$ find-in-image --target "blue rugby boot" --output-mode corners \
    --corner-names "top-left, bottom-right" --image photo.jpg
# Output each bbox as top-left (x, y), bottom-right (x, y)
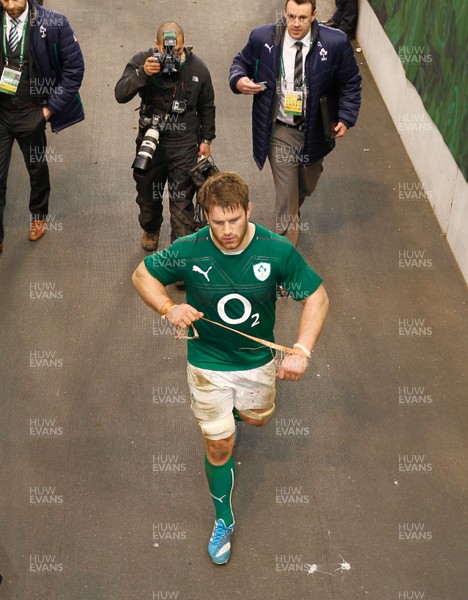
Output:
top-left (208, 518), bottom-right (235, 565)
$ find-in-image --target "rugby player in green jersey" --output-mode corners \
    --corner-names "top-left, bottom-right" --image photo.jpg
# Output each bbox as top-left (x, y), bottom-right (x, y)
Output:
top-left (132, 171), bottom-right (329, 565)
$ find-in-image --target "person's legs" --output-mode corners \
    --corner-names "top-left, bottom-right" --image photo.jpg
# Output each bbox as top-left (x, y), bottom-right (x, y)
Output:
top-left (15, 107), bottom-right (50, 222)
top-left (187, 361), bottom-right (276, 564)
top-left (298, 158), bottom-right (324, 208)
top-left (133, 143), bottom-right (168, 235)
top-left (235, 359), bottom-right (277, 425)
top-left (187, 364), bottom-right (237, 563)
top-left (166, 143), bottom-right (198, 242)
top-left (204, 438), bottom-right (236, 524)
top-left (333, 0), bottom-right (358, 36)
top-left (0, 109), bottom-right (14, 245)
top-left (268, 123), bottom-right (305, 246)
top-left (203, 433), bottom-right (236, 564)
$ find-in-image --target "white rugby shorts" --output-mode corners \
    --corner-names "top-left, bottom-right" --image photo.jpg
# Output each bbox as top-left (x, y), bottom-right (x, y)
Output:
top-left (187, 359), bottom-right (276, 440)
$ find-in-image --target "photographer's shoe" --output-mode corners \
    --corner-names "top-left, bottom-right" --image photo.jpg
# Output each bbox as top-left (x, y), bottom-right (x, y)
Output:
top-left (141, 230), bottom-right (159, 252)
top-left (208, 519), bottom-right (235, 565)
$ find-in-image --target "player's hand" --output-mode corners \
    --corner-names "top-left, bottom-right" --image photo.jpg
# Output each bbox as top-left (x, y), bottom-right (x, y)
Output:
top-left (276, 354), bottom-right (309, 381)
top-left (165, 303), bottom-right (204, 328)
top-left (236, 77), bottom-right (264, 95)
top-left (143, 55), bottom-right (161, 76)
top-left (333, 121), bottom-right (348, 139)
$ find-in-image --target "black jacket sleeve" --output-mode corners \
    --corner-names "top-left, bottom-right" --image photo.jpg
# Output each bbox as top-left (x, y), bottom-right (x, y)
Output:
top-left (114, 50), bottom-right (152, 104)
top-left (196, 59), bottom-right (216, 141)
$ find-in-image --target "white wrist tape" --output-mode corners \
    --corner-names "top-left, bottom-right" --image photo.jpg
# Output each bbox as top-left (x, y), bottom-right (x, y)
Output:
top-left (293, 343), bottom-right (311, 358)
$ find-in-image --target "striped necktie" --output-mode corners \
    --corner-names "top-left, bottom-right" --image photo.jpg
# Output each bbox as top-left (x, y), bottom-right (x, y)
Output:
top-left (293, 41), bottom-right (303, 90)
top-left (9, 18), bottom-right (21, 52)
top-left (293, 41), bottom-right (304, 125)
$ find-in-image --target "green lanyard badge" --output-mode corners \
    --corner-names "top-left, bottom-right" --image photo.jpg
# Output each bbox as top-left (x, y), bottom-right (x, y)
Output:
top-left (2, 12), bottom-right (28, 69)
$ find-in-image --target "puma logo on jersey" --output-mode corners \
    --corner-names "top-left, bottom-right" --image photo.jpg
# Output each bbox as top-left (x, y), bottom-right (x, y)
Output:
top-left (210, 493), bottom-right (226, 503)
top-left (193, 265), bottom-right (213, 281)
top-left (264, 43), bottom-right (274, 53)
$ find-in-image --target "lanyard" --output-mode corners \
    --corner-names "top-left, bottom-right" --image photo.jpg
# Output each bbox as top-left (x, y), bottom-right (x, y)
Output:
top-left (2, 12), bottom-right (28, 68)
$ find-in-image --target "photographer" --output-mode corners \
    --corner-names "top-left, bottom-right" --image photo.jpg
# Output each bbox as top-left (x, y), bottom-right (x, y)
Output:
top-left (115, 22), bottom-right (215, 251)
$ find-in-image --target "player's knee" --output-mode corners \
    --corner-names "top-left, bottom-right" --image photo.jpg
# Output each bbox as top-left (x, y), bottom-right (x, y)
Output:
top-left (206, 439), bottom-right (232, 464)
top-left (239, 404), bottom-right (275, 427)
top-left (198, 413), bottom-right (235, 440)
top-left (241, 415), bottom-right (270, 427)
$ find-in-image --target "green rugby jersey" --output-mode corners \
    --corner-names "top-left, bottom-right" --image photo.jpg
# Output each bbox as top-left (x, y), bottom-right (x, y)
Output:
top-left (144, 224), bottom-right (323, 370)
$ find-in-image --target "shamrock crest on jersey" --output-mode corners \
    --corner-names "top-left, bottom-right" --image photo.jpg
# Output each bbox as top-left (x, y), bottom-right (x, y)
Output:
top-left (253, 262), bottom-right (271, 281)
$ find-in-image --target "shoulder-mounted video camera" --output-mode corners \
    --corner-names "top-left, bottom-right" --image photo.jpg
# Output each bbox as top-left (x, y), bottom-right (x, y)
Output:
top-left (153, 30), bottom-right (181, 75)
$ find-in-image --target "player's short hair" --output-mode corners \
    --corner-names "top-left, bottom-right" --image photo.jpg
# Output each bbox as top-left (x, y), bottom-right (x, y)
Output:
top-left (199, 171), bottom-right (250, 214)
top-left (284, 0), bottom-right (316, 12)
top-left (156, 21), bottom-right (184, 43)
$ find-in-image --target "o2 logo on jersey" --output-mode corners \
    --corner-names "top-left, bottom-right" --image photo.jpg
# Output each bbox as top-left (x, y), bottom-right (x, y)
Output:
top-left (217, 294), bottom-right (260, 327)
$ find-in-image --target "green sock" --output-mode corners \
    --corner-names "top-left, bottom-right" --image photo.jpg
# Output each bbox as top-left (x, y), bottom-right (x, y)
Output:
top-left (232, 407), bottom-right (242, 422)
top-left (205, 455), bottom-right (236, 526)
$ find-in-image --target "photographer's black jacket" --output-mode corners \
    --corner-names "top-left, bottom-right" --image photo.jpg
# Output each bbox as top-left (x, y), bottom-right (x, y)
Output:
top-left (115, 48), bottom-right (215, 147)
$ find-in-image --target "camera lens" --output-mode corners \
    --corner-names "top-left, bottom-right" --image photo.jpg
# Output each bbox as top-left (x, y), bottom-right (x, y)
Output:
top-left (132, 128), bottom-right (160, 173)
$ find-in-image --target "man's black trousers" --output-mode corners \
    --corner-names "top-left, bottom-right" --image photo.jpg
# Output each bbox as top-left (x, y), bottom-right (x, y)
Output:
top-left (133, 140), bottom-right (199, 241)
top-left (332, 0), bottom-right (358, 35)
top-left (0, 105), bottom-right (51, 243)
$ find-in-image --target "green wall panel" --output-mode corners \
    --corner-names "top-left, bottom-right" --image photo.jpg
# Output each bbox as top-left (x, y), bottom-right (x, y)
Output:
top-left (368, 0), bottom-right (467, 179)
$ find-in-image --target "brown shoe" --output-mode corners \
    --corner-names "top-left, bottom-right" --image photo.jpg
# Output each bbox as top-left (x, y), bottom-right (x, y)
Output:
top-left (29, 219), bottom-right (47, 241)
top-left (0, 242), bottom-right (3, 253)
top-left (141, 230), bottom-right (160, 252)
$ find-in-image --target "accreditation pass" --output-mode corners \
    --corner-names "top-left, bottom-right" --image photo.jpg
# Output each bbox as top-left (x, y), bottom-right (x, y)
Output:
top-left (0, 65), bottom-right (22, 95)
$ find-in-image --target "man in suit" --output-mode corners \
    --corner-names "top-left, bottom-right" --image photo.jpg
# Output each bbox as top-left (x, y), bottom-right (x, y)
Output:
top-left (229, 0), bottom-right (361, 246)
top-left (0, 0), bottom-right (84, 252)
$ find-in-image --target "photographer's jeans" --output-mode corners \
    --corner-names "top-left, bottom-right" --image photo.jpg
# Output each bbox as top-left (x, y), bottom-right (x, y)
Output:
top-left (133, 141), bottom-right (198, 241)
